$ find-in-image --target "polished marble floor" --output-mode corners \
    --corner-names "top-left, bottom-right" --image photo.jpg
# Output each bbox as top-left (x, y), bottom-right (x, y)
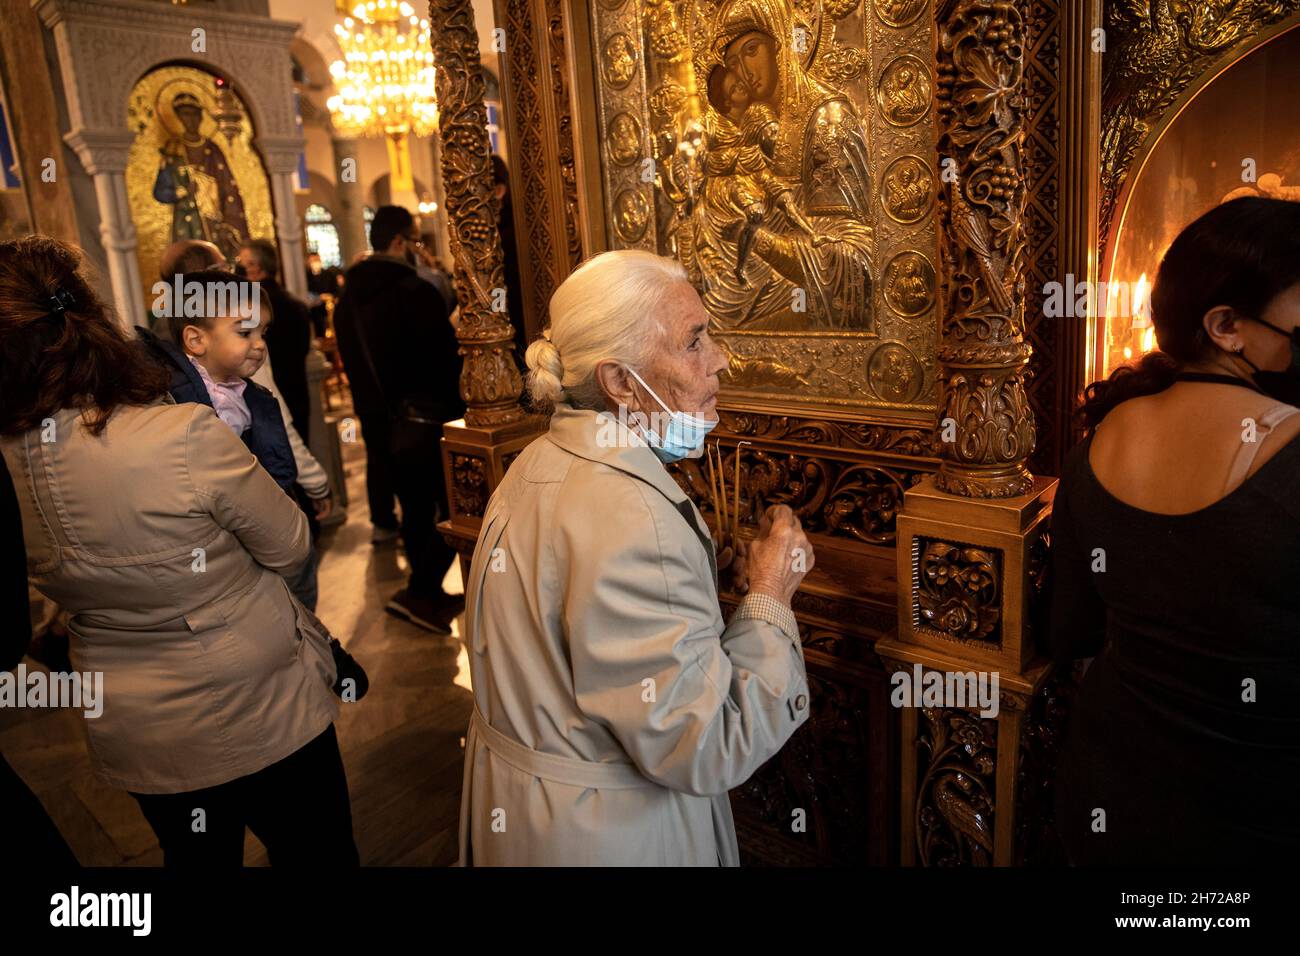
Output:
top-left (0, 417), bottom-right (472, 866)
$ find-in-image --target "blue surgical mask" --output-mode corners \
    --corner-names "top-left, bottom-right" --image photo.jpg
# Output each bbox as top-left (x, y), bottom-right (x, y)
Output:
top-left (624, 366), bottom-right (717, 463)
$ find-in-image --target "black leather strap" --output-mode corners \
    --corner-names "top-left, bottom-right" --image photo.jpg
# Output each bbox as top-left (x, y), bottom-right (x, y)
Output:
top-left (1174, 372), bottom-right (1262, 394)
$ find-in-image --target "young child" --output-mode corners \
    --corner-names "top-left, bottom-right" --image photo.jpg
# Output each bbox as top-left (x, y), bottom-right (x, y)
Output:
top-left (136, 269), bottom-right (321, 609)
top-left (706, 67), bottom-right (820, 284)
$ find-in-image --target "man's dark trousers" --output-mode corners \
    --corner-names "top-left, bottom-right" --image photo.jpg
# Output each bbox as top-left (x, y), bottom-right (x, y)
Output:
top-left (359, 412), bottom-right (398, 530)
top-left (395, 426), bottom-right (457, 599)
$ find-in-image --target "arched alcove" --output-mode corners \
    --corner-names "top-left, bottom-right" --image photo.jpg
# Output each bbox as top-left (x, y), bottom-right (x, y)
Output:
top-left (1097, 22), bottom-right (1300, 379)
top-left (368, 173), bottom-right (432, 209)
top-left (35, 0), bottom-right (306, 322)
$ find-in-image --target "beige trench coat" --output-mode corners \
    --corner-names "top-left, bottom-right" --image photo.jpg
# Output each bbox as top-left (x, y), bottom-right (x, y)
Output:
top-left (458, 402), bottom-right (810, 866)
top-left (0, 399), bottom-right (338, 794)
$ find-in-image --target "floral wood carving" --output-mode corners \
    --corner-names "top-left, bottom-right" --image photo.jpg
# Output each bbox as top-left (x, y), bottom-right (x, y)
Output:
top-left (718, 411), bottom-right (943, 457)
top-left (673, 448), bottom-right (930, 545)
top-left (731, 668), bottom-right (875, 864)
top-left (429, 0), bottom-right (525, 427)
top-left (915, 538), bottom-right (1001, 644)
top-left (915, 702), bottom-right (997, 866)
top-left (1015, 661), bottom-right (1078, 865)
top-left (934, 0), bottom-right (1036, 497)
top-left (451, 453), bottom-right (488, 518)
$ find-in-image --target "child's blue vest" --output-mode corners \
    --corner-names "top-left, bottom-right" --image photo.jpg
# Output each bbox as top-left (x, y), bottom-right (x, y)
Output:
top-left (136, 326), bottom-right (298, 490)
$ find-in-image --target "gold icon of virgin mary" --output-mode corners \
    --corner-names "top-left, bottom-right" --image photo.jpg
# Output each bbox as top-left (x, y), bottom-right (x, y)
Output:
top-left (668, 0), bottom-right (876, 332)
top-left (593, 0), bottom-right (943, 412)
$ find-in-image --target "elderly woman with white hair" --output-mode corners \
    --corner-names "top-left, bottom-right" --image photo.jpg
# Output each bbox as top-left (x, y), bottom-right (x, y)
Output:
top-left (457, 249), bottom-right (814, 866)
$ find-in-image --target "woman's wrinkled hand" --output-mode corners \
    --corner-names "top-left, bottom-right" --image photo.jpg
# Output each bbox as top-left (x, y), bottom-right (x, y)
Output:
top-left (743, 505), bottom-right (814, 605)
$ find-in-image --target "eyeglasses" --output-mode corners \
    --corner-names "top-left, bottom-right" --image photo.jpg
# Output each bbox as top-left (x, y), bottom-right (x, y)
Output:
top-left (404, 234), bottom-right (424, 247)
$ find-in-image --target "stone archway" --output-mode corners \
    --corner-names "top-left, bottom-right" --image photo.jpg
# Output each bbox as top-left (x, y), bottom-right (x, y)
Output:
top-left (35, 0), bottom-right (307, 324)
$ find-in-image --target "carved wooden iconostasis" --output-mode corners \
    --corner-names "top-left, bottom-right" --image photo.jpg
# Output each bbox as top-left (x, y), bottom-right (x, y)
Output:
top-left (432, 0), bottom-right (1299, 866)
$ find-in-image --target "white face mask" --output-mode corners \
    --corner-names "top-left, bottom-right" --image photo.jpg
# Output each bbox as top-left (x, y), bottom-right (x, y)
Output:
top-left (624, 366), bottom-right (717, 463)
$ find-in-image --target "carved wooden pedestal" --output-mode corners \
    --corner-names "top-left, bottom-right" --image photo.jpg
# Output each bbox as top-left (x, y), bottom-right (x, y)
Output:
top-left (877, 475), bottom-right (1059, 865)
top-left (439, 416), bottom-right (546, 566)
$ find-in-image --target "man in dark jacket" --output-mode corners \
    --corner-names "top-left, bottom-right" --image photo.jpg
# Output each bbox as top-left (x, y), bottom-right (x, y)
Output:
top-left (238, 239), bottom-right (314, 443)
top-left (334, 205), bottom-right (466, 632)
top-left (492, 155), bottom-right (528, 371)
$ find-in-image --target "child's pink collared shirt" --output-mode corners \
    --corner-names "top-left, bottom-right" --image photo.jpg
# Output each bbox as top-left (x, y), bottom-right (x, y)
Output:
top-left (187, 355), bottom-right (252, 435)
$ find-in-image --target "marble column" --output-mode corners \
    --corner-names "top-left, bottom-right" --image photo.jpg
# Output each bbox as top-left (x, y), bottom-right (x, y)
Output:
top-left (64, 128), bottom-right (143, 328)
top-left (256, 135), bottom-right (308, 298)
top-left (331, 135), bottom-right (368, 265)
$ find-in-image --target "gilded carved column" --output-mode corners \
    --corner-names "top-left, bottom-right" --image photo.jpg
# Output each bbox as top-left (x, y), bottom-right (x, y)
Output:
top-left (428, 0), bottom-right (525, 428)
top-left (878, 0), bottom-right (1072, 867)
top-left (428, 0), bottom-right (544, 570)
top-left (933, 0), bottom-right (1036, 500)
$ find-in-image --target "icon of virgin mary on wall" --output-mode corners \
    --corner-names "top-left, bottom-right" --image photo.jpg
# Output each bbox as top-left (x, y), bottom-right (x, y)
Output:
top-left (686, 0), bottom-right (875, 332)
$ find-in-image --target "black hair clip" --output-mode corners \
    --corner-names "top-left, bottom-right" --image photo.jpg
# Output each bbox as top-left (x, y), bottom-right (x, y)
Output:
top-left (48, 287), bottom-right (76, 315)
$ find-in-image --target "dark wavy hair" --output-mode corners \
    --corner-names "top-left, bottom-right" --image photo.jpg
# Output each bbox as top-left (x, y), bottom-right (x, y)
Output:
top-left (164, 268), bottom-right (274, 348)
top-left (0, 236), bottom-right (171, 437)
top-left (1080, 196), bottom-right (1300, 430)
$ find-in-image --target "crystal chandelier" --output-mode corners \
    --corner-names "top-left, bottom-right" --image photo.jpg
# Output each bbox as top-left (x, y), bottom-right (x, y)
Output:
top-left (327, 1), bottom-right (436, 140)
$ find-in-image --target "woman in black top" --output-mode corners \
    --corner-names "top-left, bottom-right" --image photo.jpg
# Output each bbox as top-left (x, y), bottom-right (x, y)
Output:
top-left (1051, 197), bottom-right (1300, 865)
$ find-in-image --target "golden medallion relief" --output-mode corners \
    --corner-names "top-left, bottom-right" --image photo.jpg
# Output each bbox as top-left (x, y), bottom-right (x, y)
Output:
top-left (591, 0), bottom-right (940, 415)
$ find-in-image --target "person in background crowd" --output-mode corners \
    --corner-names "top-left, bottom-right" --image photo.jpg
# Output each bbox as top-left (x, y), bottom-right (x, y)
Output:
top-left (0, 236), bottom-right (357, 866)
top-left (306, 251), bottom-right (344, 298)
top-left (237, 239), bottom-right (313, 444)
top-left (491, 154), bottom-right (527, 369)
top-left (149, 239), bottom-right (231, 335)
top-left (334, 205), bottom-right (466, 632)
top-left (1, 456), bottom-right (80, 866)
top-left (1049, 197), bottom-right (1300, 865)
top-left (412, 232), bottom-right (457, 319)
top-left (305, 251), bottom-right (344, 339)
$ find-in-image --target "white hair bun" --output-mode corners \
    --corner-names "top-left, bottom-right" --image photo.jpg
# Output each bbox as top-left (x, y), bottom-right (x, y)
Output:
top-left (525, 334), bottom-right (565, 404)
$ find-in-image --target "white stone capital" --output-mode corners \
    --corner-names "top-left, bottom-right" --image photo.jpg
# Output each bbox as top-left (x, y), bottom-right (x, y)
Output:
top-left (257, 134), bottom-right (308, 176)
top-left (63, 127), bottom-right (135, 176)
